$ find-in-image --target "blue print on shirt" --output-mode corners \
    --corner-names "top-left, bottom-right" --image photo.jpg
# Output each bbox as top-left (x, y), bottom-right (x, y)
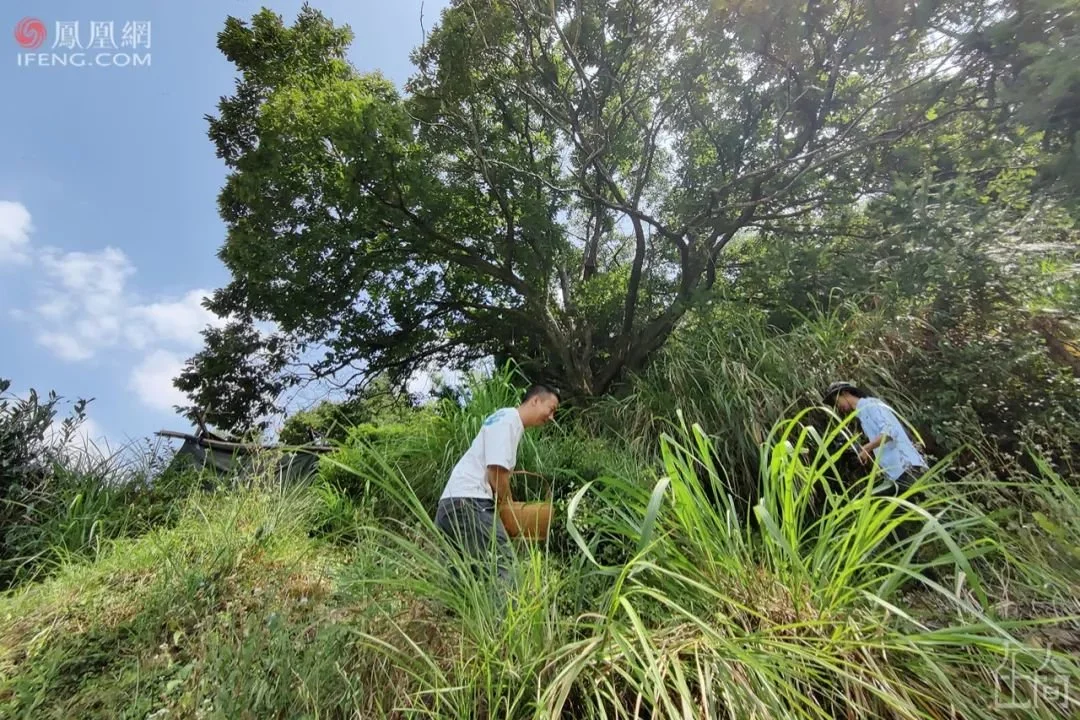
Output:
top-left (483, 409), bottom-right (508, 427)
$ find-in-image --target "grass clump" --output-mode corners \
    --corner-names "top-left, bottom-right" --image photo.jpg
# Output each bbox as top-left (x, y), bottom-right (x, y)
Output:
top-left (3, 363), bottom-right (1080, 718)
top-left (306, 405), bottom-right (1080, 718)
top-left (0, 482), bottom-right (347, 719)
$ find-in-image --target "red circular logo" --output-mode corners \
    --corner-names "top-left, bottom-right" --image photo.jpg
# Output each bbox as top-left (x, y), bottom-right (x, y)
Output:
top-left (14, 17), bottom-right (46, 49)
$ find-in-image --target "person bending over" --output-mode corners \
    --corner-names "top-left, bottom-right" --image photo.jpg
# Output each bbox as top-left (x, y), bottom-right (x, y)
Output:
top-left (434, 384), bottom-right (559, 582)
top-left (823, 381), bottom-right (928, 494)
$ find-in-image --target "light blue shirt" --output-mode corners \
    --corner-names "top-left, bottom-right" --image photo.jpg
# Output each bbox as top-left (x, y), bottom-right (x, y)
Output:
top-left (856, 397), bottom-right (927, 481)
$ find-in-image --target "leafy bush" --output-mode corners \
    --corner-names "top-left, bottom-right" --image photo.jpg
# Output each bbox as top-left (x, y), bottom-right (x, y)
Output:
top-left (603, 295), bottom-right (1080, 509)
top-left (0, 378), bottom-right (204, 589)
top-left (315, 411), bottom-right (1080, 718)
top-left (4, 377), bottom-right (1080, 718)
top-left (317, 363), bottom-right (560, 521)
top-left (1, 379), bottom-right (93, 586)
top-left (277, 374), bottom-right (417, 445)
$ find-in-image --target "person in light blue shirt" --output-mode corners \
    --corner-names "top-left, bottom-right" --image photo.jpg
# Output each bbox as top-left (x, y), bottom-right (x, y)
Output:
top-left (823, 381), bottom-right (928, 493)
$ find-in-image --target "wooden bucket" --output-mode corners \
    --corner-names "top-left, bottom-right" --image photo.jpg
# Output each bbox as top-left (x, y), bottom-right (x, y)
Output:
top-left (500, 500), bottom-right (553, 540)
top-left (499, 472), bottom-right (554, 540)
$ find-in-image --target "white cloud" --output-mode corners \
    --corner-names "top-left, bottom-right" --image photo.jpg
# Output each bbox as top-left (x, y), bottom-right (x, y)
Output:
top-left (129, 289), bottom-right (222, 348)
top-left (5, 199), bottom-right (230, 417)
top-left (0, 200), bottom-right (33, 265)
top-left (38, 331), bottom-right (94, 361)
top-left (28, 246), bottom-right (224, 364)
top-left (39, 246), bottom-right (133, 302)
top-left (34, 246), bottom-right (134, 354)
top-left (129, 350), bottom-right (188, 412)
top-left (75, 416), bottom-right (106, 445)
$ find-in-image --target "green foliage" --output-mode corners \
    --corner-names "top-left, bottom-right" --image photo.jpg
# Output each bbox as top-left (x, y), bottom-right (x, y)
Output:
top-left (317, 409), bottom-right (449, 518)
top-left (8, 5), bottom-right (1080, 712)
top-left (3, 464), bottom-right (203, 588)
top-left (652, 113), bottom-right (1080, 486)
top-left (179, 0), bottom-right (1005, 432)
top-left (967, 0), bottom-right (1080, 203)
top-left (0, 379), bottom-right (92, 576)
top-left (4, 373), bottom-right (1080, 718)
top-left (606, 294), bottom-right (1080, 507)
top-left (0, 379), bottom-right (214, 591)
top-left (0, 483), bottom-right (329, 719)
top-left (310, 410), bottom-right (1080, 717)
top-left (316, 363), bottom-right (580, 519)
top-left (594, 302), bottom-right (859, 502)
top-left (278, 374), bottom-right (417, 446)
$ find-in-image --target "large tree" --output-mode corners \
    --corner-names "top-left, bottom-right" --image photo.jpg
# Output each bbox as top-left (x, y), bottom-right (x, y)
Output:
top-left (179, 0), bottom-right (998, 431)
top-left (958, 0), bottom-right (1080, 202)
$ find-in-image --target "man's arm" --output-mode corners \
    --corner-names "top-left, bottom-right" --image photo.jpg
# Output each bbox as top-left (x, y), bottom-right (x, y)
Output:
top-left (861, 405), bottom-right (913, 460)
top-left (859, 433), bottom-right (889, 463)
top-left (487, 464), bottom-right (513, 506)
top-left (856, 404), bottom-right (889, 463)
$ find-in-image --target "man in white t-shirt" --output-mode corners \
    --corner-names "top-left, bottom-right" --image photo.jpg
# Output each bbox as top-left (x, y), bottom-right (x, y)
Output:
top-left (434, 384), bottom-right (559, 582)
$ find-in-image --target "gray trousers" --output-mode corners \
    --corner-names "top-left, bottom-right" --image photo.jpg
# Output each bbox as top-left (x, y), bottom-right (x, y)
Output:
top-left (434, 497), bottom-right (512, 583)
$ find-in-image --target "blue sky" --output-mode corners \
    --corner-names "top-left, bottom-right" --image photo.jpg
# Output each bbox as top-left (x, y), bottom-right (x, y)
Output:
top-left (0, 0), bottom-right (449, 450)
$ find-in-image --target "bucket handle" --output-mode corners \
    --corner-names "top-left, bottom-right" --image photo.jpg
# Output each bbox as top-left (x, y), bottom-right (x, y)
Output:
top-left (512, 470), bottom-right (553, 502)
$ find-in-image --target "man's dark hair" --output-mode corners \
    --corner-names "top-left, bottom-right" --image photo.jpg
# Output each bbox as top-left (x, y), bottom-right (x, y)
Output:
top-left (523, 383), bottom-right (560, 403)
top-left (822, 381), bottom-right (871, 405)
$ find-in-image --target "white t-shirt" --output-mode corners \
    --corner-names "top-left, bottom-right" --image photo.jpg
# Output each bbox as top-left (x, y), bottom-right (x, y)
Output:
top-left (439, 407), bottom-right (524, 500)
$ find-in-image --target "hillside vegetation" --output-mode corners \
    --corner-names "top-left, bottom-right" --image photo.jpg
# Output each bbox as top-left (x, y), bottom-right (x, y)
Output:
top-left (4, 297), bottom-right (1080, 717)
top-left (5, 0), bottom-right (1080, 716)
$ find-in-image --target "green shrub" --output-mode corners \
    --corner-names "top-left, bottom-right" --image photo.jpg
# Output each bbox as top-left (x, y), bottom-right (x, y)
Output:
top-left (0, 378), bottom-right (210, 589)
top-left (5, 387), bottom-right (1080, 719)
top-left (318, 411), bottom-right (1080, 718)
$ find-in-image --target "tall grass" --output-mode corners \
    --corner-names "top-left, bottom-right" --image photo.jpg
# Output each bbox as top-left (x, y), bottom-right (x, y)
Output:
top-left (594, 301), bottom-right (913, 502)
top-left (317, 407), bottom-right (1080, 718)
top-left (4, 366), bottom-right (1080, 718)
top-left (546, 415), bottom-right (1078, 718)
top-left (4, 412), bottom-right (1079, 717)
top-left (590, 296), bottom-right (1077, 510)
top-left (0, 475), bottom-right (345, 719)
top-left (320, 362), bottom-right (610, 519)
top-left (1, 436), bottom-right (197, 589)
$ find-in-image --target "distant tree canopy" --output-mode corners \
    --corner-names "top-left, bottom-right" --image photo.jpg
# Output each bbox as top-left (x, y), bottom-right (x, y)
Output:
top-left (277, 375), bottom-right (416, 446)
top-left (176, 0), bottom-right (1075, 432)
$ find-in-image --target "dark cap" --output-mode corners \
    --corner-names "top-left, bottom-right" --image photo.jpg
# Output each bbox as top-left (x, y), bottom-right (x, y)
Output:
top-left (822, 380), bottom-right (863, 405)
